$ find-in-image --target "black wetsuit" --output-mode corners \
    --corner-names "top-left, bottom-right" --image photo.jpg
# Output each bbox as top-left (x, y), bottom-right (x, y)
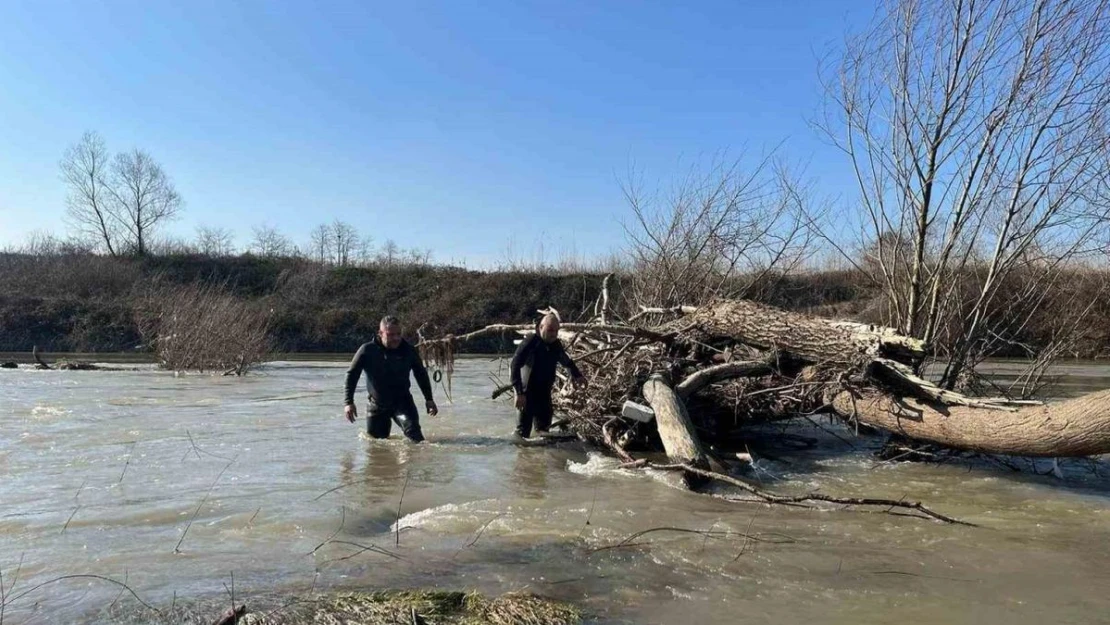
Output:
top-left (344, 338), bottom-right (434, 441)
top-left (510, 334), bottom-right (583, 437)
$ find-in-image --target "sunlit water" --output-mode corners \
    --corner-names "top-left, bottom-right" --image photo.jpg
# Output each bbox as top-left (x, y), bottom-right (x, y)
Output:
top-left (3, 358), bottom-right (1110, 624)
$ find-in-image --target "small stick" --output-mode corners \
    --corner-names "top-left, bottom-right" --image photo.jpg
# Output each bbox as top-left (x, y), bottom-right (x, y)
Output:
top-left (453, 513), bottom-right (504, 559)
top-left (396, 470), bottom-right (410, 548)
top-left (731, 514), bottom-right (759, 562)
top-left (308, 507), bottom-right (346, 555)
top-left (174, 460), bottom-right (235, 553)
top-left (118, 441), bottom-right (136, 484)
top-left (61, 506), bottom-right (81, 534)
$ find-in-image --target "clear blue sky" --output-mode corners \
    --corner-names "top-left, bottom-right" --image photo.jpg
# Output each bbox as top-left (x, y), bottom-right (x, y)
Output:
top-left (0, 0), bottom-right (869, 267)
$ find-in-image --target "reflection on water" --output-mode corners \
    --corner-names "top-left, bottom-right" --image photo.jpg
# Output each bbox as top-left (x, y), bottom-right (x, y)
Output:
top-left (1, 359), bottom-right (1110, 624)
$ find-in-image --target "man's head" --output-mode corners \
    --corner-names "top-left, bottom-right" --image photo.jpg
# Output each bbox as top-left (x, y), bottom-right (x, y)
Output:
top-left (379, 315), bottom-right (402, 349)
top-left (538, 313), bottom-right (561, 343)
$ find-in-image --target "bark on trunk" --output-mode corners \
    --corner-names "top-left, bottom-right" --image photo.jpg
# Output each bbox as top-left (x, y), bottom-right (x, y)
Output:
top-left (832, 389), bottom-right (1110, 457)
top-left (642, 374), bottom-right (710, 487)
top-left (688, 300), bottom-right (926, 366)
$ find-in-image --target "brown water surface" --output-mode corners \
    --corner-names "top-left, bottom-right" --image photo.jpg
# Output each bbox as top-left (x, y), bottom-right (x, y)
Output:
top-left (2, 358), bottom-right (1109, 623)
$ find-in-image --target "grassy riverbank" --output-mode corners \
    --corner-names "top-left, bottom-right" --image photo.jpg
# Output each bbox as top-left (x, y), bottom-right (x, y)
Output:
top-left (2, 250), bottom-right (1109, 358)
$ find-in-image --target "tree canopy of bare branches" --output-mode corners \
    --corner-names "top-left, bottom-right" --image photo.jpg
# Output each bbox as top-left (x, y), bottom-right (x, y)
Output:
top-left (309, 219), bottom-right (372, 266)
top-left (108, 149), bottom-right (183, 256)
top-left (60, 132), bottom-right (119, 256)
top-left (60, 132), bottom-right (182, 256)
top-left (622, 154), bottom-right (812, 308)
top-left (195, 225), bottom-right (236, 257)
top-left (819, 0), bottom-right (1110, 388)
top-left (250, 224), bottom-right (294, 258)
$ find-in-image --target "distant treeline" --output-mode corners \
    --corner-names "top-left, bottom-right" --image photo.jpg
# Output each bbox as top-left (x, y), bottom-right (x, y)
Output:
top-left (0, 250), bottom-right (1107, 358)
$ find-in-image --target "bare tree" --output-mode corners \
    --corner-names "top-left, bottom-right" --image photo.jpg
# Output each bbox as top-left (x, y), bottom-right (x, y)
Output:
top-left (308, 223), bottom-right (333, 264)
top-left (107, 149), bottom-right (183, 255)
top-left (60, 132), bottom-right (119, 255)
top-left (378, 239), bottom-right (400, 266)
top-left (622, 155), bottom-right (812, 308)
top-left (331, 219), bottom-right (360, 266)
top-left (250, 224), bottom-right (292, 258)
top-left (195, 225), bottom-right (236, 257)
top-left (355, 234), bottom-right (375, 265)
top-left (818, 0), bottom-right (1110, 389)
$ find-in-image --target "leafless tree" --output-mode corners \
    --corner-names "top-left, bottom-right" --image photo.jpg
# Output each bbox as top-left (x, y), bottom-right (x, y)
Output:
top-left (60, 132), bottom-right (119, 255)
top-left (378, 239), bottom-right (400, 265)
top-left (249, 224), bottom-right (293, 258)
top-left (107, 149), bottom-right (183, 255)
top-left (308, 223), bottom-right (333, 264)
top-left (331, 219), bottom-right (360, 266)
top-left (622, 154), bottom-right (812, 308)
top-left (355, 234), bottom-right (375, 265)
top-left (818, 0), bottom-right (1110, 389)
top-left (405, 247), bottom-right (432, 267)
top-left (195, 225), bottom-right (236, 257)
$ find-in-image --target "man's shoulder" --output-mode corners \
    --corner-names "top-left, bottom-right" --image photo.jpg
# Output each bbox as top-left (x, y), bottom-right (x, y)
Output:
top-left (358, 340), bottom-right (381, 355)
top-left (516, 333), bottom-right (540, 351)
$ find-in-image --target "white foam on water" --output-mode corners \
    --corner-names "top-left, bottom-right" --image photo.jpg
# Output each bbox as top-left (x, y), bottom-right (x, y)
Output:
top-left (390, 499), bottom-right (503, 533)
top-left (30, 405), bottom-right (68, 420)
top-left (565, 451), bottom-right (633, 478)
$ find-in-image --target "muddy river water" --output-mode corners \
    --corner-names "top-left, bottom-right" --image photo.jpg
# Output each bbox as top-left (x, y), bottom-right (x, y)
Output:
top-left (2, 357), bottom-right (1110, 623)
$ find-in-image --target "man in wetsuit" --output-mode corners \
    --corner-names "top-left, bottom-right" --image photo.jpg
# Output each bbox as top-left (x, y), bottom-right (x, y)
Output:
top-left (344, 316), bottom-right (439, 442)
top-left (510, 313), bottom-right (587, 439)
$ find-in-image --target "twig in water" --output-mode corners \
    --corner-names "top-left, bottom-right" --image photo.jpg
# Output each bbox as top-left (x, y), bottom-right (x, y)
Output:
top-left (312, 476), bottom-right (377, 501)
top-left (247, 507), bottom-right (261, 527)
top-left (699, 521), bottom-right (719, 554)
top-left (396, 470), bottom-right (410, 548)
top-left (74, 478), bottom-right (87, 501)
top-left (652, 462), bottom-right (975, 526)
top-left (183, 429), bottom-right (234, 463)
top-left (107, 570), bottom-right (131, 611)
top-left (453, 514), bottom-right (504, 559)
top-left (61, 506), bottom-right (81, 534)
top-left (576, 486), bottom-right (598, 541)
top-left (119, 441), bottom-right (136, 484)
top-left (5, 574), bottom-right (160, 615)
top-left (589, 526), bottom-right (794, 554)
top-left (731, 514), bottom-right (759, 562)
top-left (319, 540), bottom-right (406, 565)
top-left (308, 506), bottom-right (346, 555)
top-left (174, 459), bottom-right (235, 553)
top-left (0, 552), bottom-right (26, 624)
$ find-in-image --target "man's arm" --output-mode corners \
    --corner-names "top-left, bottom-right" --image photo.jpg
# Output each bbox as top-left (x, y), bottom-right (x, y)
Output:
top-left (510, 336), bottom-right (535, 394)
top-left (409, 346), bottom-right (434, 402)
top-left (344, 344), bottom-right (368, 406)
top-left (556, 342), bottom-right (585, 381)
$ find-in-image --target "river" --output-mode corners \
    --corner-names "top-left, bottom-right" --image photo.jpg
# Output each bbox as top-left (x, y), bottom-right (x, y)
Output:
top-left (2, 357), bottom-right (1110, 624)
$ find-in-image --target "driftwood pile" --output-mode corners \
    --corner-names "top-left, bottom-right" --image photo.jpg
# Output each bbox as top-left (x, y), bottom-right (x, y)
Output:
top-left (419, 282), bottom-right (1110, 523)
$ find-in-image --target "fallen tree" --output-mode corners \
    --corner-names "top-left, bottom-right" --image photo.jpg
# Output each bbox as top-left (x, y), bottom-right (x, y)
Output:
top-left (419, 293), bottom-right (1109, 523)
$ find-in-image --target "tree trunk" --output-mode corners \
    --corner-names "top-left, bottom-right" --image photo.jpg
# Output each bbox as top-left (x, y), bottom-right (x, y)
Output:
top-left (642, 374), bottom-right (710, 488)
top-left (687, 300), bottom-right (926, 366)
top-left (831, 389), bottom-right (1110, 457)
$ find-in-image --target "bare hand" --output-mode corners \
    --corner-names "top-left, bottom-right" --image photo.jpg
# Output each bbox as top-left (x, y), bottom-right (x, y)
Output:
top-left (426, 400), bottom-right (439, 417)
top-left (572, 375), bottom-right (588, 388)
top-left (514, 394), bottom-right (526, 410)
top-left (344, 404), bottom-right (358, 423)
